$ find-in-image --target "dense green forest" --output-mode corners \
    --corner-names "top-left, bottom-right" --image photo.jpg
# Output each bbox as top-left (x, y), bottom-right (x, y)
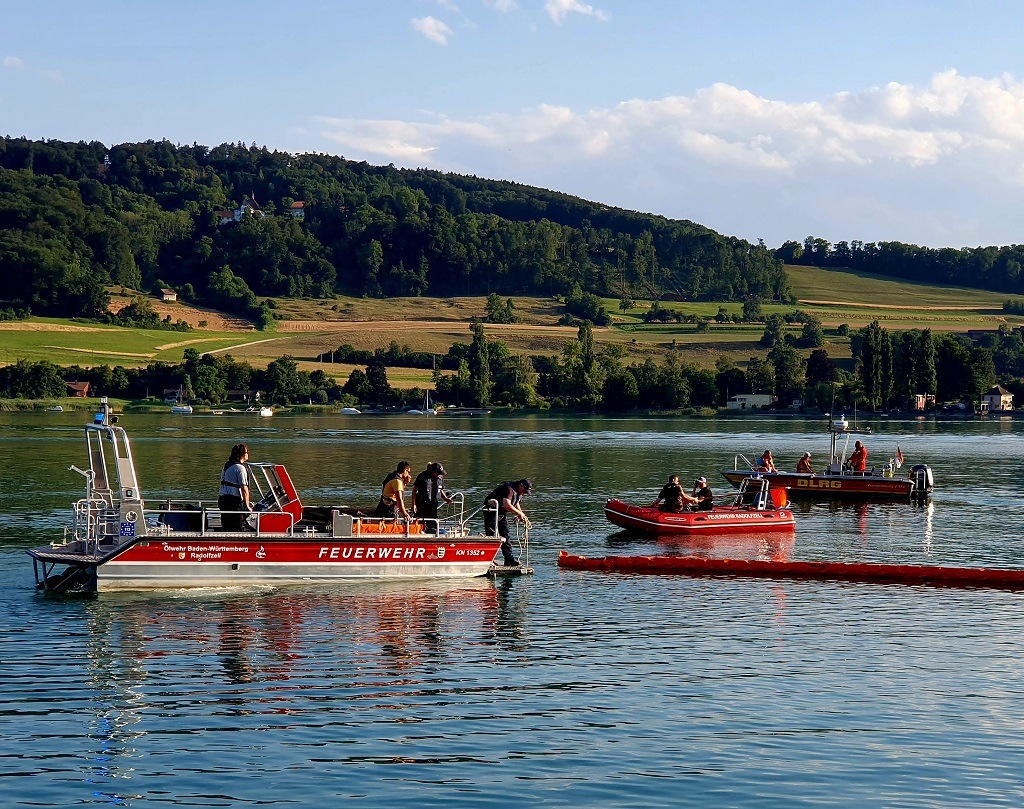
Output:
top-left (778, 236), bottom-right (1024, 292)
top-left (0, 137), bottom-right (790, 321)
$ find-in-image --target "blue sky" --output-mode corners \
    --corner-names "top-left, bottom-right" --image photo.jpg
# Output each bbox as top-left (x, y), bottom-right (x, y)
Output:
top-left (5, 1), bottom-right (1024, 249)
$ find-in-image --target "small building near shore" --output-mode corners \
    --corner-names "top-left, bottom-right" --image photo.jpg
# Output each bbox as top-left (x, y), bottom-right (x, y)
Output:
top-left (66, 381), bottom-right (91, 398)
top-left (726, 393), bottom-right (776, 410)
top-left (980, 385), bottom-right (1014, 413)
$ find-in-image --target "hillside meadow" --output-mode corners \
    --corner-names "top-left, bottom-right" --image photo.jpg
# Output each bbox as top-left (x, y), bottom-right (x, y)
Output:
top-left (2, 265), bottom-right (1020, 389)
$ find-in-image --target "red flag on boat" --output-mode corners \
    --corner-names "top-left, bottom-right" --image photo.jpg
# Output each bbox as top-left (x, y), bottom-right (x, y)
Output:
top-left (896, 445), bottom-right (905, 467)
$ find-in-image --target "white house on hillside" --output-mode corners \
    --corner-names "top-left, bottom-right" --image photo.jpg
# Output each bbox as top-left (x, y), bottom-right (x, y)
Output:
top-left (216, 195), bottom-right (266, 225)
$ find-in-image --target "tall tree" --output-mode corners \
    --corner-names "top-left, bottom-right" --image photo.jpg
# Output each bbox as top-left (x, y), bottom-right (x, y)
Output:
top-left (467, 323), bottom-right (492, 406)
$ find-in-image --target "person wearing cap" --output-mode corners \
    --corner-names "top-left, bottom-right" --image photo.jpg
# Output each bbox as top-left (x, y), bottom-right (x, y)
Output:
top-left (796, 452), bottom-right (813, 473)
top-left (412, 461), bottom-right (453, 531)
top-left (484, 478), bottom-right (532, 566)
top-left (692, 476), bottom-right (714, 511)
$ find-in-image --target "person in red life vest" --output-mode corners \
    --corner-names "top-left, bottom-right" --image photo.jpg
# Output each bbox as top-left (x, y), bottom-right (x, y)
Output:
top-left (796, 452), bottom-right (813, 473)
top-left (849, 440), bottom-right (868, 472)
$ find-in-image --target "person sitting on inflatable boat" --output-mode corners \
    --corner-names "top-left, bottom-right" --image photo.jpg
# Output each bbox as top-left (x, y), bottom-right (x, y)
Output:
top-left (652, 475), bottom-right (698, 513)
top-left (691, 477), bottom-right (714, 511)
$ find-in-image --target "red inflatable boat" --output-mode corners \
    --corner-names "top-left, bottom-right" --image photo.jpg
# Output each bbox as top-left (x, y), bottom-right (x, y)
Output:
top-left (605, 478), bottom-right (795, 535)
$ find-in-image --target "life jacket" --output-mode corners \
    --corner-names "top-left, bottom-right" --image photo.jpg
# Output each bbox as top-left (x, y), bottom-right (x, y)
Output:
top-left (660, 483), bottom-right (684, 512)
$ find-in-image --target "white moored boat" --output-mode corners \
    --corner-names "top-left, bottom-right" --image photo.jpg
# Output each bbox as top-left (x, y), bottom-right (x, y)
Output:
top-left (27, 399), bottom-right (515, 593)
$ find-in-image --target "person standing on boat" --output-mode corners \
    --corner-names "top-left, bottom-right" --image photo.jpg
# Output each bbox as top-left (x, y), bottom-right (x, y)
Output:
top-left (850, 441), bottom-right (868, 472)
top-left (758, 450), bottom-right (778, 473)
top-left (413, 461), bottom-right (453, 531)
top-left (652, 475), bottom-right (689, 512)
top-left (219, 443), bottom-right (252, 531)
top-left (692, 477), bottom-right (714, 511)
top-left (484, 478), bottom-right (532, 566)
top-left (376, 461), bottom-right (412, 519)
top-left (796, 452), bottom-right (813, 473)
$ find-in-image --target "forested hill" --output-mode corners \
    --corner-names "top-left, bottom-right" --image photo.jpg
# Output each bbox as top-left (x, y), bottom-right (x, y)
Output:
top-left (777, 236), bottom-right (1024, 293)
top-left (0, 137), bottom-right (789, 322)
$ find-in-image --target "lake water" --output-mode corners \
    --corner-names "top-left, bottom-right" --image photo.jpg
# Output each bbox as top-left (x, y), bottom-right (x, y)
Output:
top-left (3, 411), bottom-right (1024, 807)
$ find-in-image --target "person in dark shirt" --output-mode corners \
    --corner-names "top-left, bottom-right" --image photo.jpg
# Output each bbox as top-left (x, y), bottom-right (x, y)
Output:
top-left (412, 461), bottom-right (453, 532)
top-left (652, 475), bottom-right (695, 512)
top-left (692, 476), bottom-right (714, 511)
top-left (484, 478), bottom-right (532, 566)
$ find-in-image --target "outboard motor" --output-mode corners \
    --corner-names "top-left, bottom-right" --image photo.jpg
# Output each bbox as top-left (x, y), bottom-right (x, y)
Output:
top-left (909, 464), bottom-right (934, 498)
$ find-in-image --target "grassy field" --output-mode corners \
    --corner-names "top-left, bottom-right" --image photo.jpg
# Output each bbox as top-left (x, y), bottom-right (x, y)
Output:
top-left (2, 266), bottom-right (1019, 382)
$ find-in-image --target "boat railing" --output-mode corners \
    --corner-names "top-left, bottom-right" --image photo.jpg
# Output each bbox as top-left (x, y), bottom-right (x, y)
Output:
top-left (732, 453), bottom-right (759, 471)
top-left (436, 491), bottom-right (468, 536)
top-left (247, 508), bottom-right (298, 533)
top-left (145, 499), bottom-right (299, 536)
top-left (70, 497), bottom-right (122, 550)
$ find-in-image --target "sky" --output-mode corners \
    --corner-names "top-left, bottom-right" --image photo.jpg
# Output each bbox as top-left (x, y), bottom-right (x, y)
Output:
top-left (5, 1), bottom-right (1024, 250)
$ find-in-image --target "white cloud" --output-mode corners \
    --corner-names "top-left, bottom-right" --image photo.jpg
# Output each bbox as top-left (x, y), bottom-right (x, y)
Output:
top-left (437, 0), bottom-right (461, 11)
top-left (544, 0), bottom-right (609, 24)
top-left (484, 0), bottom-right (519, 10)
top-left (3, 56), bottom-right (25, 70)
top-left (411, 16), bottom-right (454, 45)
top-left (311, 71), bottom-right (1024, 247)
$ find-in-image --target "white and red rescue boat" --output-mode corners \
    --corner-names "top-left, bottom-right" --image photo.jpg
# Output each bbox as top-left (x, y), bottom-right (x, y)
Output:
top-left (27, 400), bottom-right (511, 592)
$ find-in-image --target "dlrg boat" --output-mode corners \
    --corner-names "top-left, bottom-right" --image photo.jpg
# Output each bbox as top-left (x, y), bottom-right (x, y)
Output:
top-left (721, 416), bottom-right (934, 500)
top-left (604, 477), bottom-right (795, 534)
top-left (27, 400), bottom-right (510, 593)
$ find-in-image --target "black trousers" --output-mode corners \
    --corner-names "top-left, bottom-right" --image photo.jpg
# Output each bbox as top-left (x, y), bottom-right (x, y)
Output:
top-left (219, 494), bottom-right (245, 531)
top-left (484, 512), bottom-right (518, 563)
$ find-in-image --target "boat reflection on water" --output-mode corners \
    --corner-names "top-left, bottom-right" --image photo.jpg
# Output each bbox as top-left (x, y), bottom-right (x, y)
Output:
top-left (789, 498), bottom-right (931, 538)
top-left (89, 579), bottom-right (522, 683)
top-left (605, 528), bottom-right (794, 561)
top-left (656, 531), bottom-right (795, 562)
top-left (74, 577), bottom-right (525, 800)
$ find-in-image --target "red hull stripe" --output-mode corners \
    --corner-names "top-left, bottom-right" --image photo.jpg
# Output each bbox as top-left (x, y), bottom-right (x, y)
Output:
top-left (722, 471), bottom-right (911, 495)
top-left (557, 551), bottom-right (1024, 589)
top-left (110, 540), bottom-right (502, 565)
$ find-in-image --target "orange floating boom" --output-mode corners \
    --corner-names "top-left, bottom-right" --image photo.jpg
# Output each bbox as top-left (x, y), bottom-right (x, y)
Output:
top-left (557, 551), bottom-right (1024, 589)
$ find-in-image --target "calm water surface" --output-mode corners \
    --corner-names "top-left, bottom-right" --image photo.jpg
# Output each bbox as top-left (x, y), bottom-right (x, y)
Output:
top-left (3, 411), bottom-right (1024, 807)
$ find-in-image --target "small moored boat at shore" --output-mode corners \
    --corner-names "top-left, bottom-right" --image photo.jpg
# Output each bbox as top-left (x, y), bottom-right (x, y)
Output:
top-left (605, 477), bottom-right (795, 534)
top-left (27, 399), bottom-right (515, 593)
